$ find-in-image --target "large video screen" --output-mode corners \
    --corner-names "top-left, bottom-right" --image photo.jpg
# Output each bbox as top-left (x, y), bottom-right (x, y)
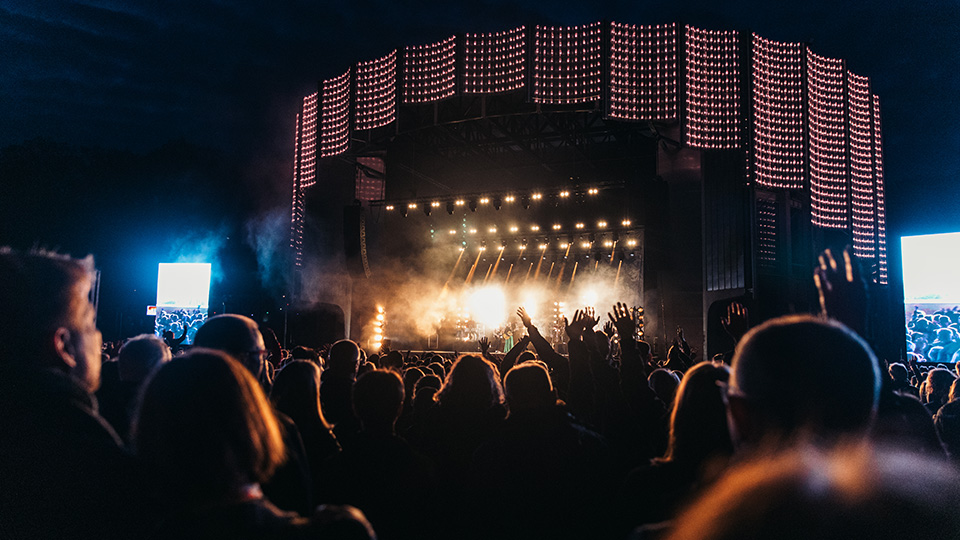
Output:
top-left (902, 232), bottom-right (960, 363)
top-left (154, 263), bottom-right (212, 346)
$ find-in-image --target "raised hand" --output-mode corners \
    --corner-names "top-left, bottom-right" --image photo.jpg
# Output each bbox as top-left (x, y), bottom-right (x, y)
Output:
top-left (582, 307), bottom-right (598, 331)
top-left (602, 321), bottom-right (616, 339)
top-left (517, 306), bottom-right (533, 328)
top-left (478, 336), bottom-right (490, 354)
top-left (721, 302), bottom-right (750, 342)
top-left (814, 247), bottom-right (867, 335)
top-left (565, 310), bottom-right (585, 340)
top-left (608, 302), bottom-right (637, 341)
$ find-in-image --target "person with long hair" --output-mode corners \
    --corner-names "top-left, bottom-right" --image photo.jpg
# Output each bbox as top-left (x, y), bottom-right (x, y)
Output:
top-left (135, 349), bottom-right (314, 538)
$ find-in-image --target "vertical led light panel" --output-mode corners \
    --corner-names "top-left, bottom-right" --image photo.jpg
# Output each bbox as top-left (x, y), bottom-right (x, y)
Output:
top-left (403, 36), bottom-right (457, 104)
top-left (154, 263), bottom-right (212, 345)
top-left (463, 26), bottom-right (526, 94)
top-left (751, 34), bottom-right (804, 189)
top-left (847, 71), bottom-right (876, 260)
top-left (684, 26), bottom-right (742, 149)
top-left (321, 70), bottom-right (350, 157)
top-left (608, 22), bottom-right (679, 121)
top-left (872, 94), bottom-right (888, 284)
top-left (807, 50), bottom-right (848, 228)
top-left (356, 50), bottom-right (397, 130)
top-left (532, 22), bottom-right (603, 104)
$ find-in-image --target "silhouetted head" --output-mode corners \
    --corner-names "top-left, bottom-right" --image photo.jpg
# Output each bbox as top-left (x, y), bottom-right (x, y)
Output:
top-left (134, 349), bottom-right (285, 503)
top-left (504, 362), bottom-right (556, 413)
top-left (665, 444), bottom-right (960, 540)
top-left (380, 350), bottom-right (403, 372)
top-left (118, 333), bottom-right (171, 383)
top-left (271, 360), bottom-right (329, 429)
top-left (327, 339), bottom-right (361, 376)
top-left (887, 363), bottom-right (909, 385)
top-left (435, 355), bottom-right (504, 412)
top-left (728, 315), bottom-right (880, 448)
top-left (193, 314), bottom-right (266, 377)
top-left (662, 361), bottom-right (733, 463)
top-left (925, 368), bottom-right (956, 408)
top-left (0, 247), bottom-right (101, 391)
top-left (648, 368), bottom-right (681, 407)
top-left (352, 369), bottom-right (404, 433)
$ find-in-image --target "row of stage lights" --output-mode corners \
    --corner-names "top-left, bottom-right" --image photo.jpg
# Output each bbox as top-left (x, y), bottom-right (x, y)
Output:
top-left (458, 239), bottom-right (638, 251)
top-left (383, 186), bottom-right (604, 216)
top-left (444, 219), bottom-right (634, 235)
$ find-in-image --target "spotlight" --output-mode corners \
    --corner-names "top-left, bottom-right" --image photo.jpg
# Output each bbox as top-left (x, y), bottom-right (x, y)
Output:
top-left (385, 205), bottom-right (395, 211)
top-left (449, 230), bottom-right (457, 235)
top-left (552, 224), bottom-right (562, 230)
top-left (532, 193), bottom-right (542, 200)
top-left (539, 243), bottom-right (548, 250)
top-left (493, 197), bottom-right (502, 210)
top-left (588, 188), bottom-right (599, 195)
top-left (469, 199), bottom-right (478, 212)
top-left (408, 203), bottom-right (418, 209)
top-left (488, 227), bottom-right (497, 233)
top-left (621, 219), bottom-right (631, 226)
top-left (581, 242), bottom-right (591, 248)
top-left (530, 225), bottom-right (540, 232)
top-left (627, 239), bottom-right (637, 246)
top-left (603, 240), bottom-right (614, 248)
top-left (559, 190), bottom-right (570, 198)
top-left (519, 244), bottom-right (527, 250)
top-left (560, 242), bottom-right (569, 249)
top-left (505, 195), bottom-right (515, 203)
top-left (447, 201), bottom-right (455, 215)
top-left (509, 226), bottom-right (519, 233)
top-left (479, 197), bottom-right (490, 204)
top-left (597, 221), bottom-right (607, 228)
top-left (469, 228), bottom-right (477, 234)
top-left (455, 199), bottom-right (466, 206)
top-left (575, 223), bottom-right (585, 229)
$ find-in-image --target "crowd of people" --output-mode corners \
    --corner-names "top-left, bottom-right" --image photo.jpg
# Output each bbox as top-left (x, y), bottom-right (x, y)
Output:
top-left (2, 245), bottom-right (960, 540)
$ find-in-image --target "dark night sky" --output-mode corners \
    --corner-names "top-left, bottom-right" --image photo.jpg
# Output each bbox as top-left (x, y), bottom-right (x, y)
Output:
top-left (1, 1), bottom-right (958, 334)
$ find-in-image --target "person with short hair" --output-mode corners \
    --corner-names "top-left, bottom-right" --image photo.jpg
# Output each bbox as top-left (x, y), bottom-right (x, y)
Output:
top-left (0, 247), bottom-right (140, 539)
top-left (98, 333), bottom-right (171, 441)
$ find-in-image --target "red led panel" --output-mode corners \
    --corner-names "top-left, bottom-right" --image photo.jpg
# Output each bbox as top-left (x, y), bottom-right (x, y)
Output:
top-left (356, 50), bottom-right (397, 130)
top-left (320, 70), bottom-right (350, 157)
top-left (872, 94), bottom-right (888, 284)
top-left (684, 26), bottom-right (743, 149)
top-left (751, 34), bottom-right (804, 189)
top-left (609, 22), bottom-right (679, 121)
top-left (403, 36), bottom-right (456, 104)
top-left (807, 50), bottom-right (848, 228)
top-left (532, 22), bottom-right (603, 104)
top-left (848, 71), bottom-right (876, 260)
top-left (298, 92), bottom-right (318, 187)
top-left (463, 26), bottom-right (526, 94)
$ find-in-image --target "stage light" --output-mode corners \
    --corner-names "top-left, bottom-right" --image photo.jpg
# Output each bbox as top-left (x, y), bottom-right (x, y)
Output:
top-left (459, 246), bottom-right (465, 251)
top-left (469, 199), bottom-right (478, 212)
top-left (376, 314), bottom-right (385, 321)
top-left (598, 221), bottom-right (607, 228)
top-left (532, 193), bottom-right (542, 200)
top-left (479, 197), bottom-right (490, 204)
top-left (456, 199), bottom-right (466, 206)
top-left (539, 244), bottom-right (548, 250)
top-left (505, 195), bottom-right (515, 202)
top-left (498, 245), bottom-right (505, 250)
top-left (559, 190), bottom-right (570, 198)
top-left (581, 241), bottom-right (591, 248)
top-left (627, 239), bottom-right (637, 246)
top-left (531, 225), bottom-right (540, 232)
top-left (386, 205), bottom-right (395, 211)
top-left (464, 26), bottom-right (526, 94)
top-left (509, 226), bottom-right (519, 233)
top-left (479, 246), bottom-right (486, 251)
top-left (469, 229), bottom-right (477, 234)
top-left (580, 289), bottom-right (599, 308)
top-left (560, 242), bottom-right (569, 249)
top-left (493, 197), bottom-right (502, 210)
top-left (449, 230), bottom-right (456, 235)
top-left (552, 224), bottom-right (562, 230)
top-left (489, 227), bottom-right (497, 233)
top-left (431, 201), bottom-right (441, 207)
top-left (609, 22), bottom-right (679, 121)
top-left (374, 327), bottom-right (383, 334)
top-left (519, 244), bottom-right (526, 250)
top-left (575, 223), bottom-right (585, 229)
top-left (587, 188), bottom-right (599, 195)
top-left (684, 26), bottom-right (742, 149)
top-left (603, 241), bottom-right (614, 247)
top-left (408, 203), bottom-right (418, 209)
top-left (621, 219), bottom-right (631, 226)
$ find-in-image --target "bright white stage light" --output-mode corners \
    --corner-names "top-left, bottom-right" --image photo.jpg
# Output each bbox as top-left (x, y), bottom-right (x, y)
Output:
top-left (467, 286), bottom-right (507, 327)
